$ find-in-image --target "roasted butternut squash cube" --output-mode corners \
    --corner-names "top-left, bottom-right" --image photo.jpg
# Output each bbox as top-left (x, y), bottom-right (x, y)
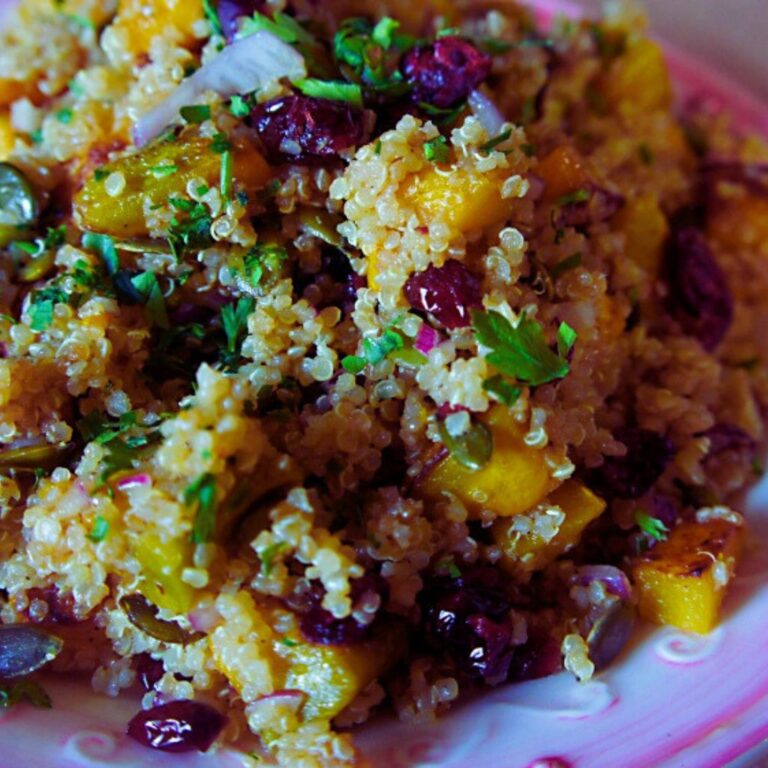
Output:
top-left (537, 145), bottom-right (590, 203)
top-left (281, 621), bottom-right (406, 721)
top-left (402, 165), bottom-right (511, 233)
top-left (421, 406), bottom-right (560, 518)
top-left (0, 113), bottom-right (13, 161)
top-left (493, 480), bottom-right (606, 575)
top-left (603, 39), bottom-right (672, 116)
top-left (110, 0), bottom-right (203, 59)
top-left (633, 519), bottom-right (744, 634)
top-left (614, 192), bottom-right (669, 274)
top-left (131, 532), bottom-right (200, 615)
top-left (74, 135), bottom-right (272, 237)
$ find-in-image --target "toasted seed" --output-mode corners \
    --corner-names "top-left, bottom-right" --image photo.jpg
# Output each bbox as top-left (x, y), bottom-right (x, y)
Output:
top-left (120, 594), bottom-right (204, 645)
top-left (0, 625), bottom-right (63, 678)
top-left (587, 600), bottom-right (635, 670)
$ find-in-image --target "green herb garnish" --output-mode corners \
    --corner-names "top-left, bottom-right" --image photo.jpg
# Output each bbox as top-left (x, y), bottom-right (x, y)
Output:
top-left (258, 541), bottom-right (289, 576)
top-left (56, 108), bottom-right (73, 124)
top-left (482, 374), bottom-right (522, 406)
top-left (423, 135), bottom-right (450, 164)
top-left (82, 232), bottom-right (119, 275)
top-left (229, 94), bottom-right (253, 118)
top-left (480, 128), bottom-right (513, 155)
top-left (554, 188), bottom-right (591, 207)
top-left (220, 149), bottom-right (233, 200)
top-left (149, 164), bottom-right (178, 178)
top-left (87, 515), bottom-right (110, 542)
top-left (184, 473), bottom-right (218, 543)
top-left (635, 510), bottom-right (669, 542)
top-left (202, 0), bottom-right (223, 37)
top-left (180, 104), bottom-right (212, 124)
top-left (293, 78), bottom-right (363, 107)
top-left (130, 271), bottom-right (169, 329)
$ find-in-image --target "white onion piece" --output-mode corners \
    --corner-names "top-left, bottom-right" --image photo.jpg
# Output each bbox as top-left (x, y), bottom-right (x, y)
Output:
top-left (577, 565), bottom-right (633, 600)
top-left (133, 30), bottom-right (307, 147)
top-left (468, 88), bottom-right (506, 136)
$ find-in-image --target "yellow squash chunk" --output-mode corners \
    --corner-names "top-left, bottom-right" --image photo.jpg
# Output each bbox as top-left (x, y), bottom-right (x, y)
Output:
top-left (614, 192), bottom-right (669, 274)
top-left (537, 145), bottom-right (590, 203)
top-left (421, 406), bottom-right (560, 518)
top-left (281, 621), bottom-right (407, 721)
top-left (633, 519), bottom-right (744, 634)
top-left (110, 0), bottom-right (203, 59)
top-left (603, 39), bottom-right (673, 116)
top-left (402, 165), bottom-right (512, 233)
top-left (74, 135), bottom-right (272, 237)
top-left (708, 196), bottom-right (768, 254)
top-left (131, 532), bottom-right (199, 615)
top-left (0, 113), bottom-right (13, 161)
top-left (493, 480), bottom-right (606, 575)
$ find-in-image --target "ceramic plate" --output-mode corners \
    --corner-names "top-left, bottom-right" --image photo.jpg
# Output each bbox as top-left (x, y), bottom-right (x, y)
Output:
top-left (1, 1), bottom-right (767, 766)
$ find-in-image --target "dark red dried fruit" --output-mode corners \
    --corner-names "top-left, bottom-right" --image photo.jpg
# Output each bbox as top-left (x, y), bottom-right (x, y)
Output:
top-left (665, 227), bottom-right (733, 351)
top-left (132, 653), bottom-right (164, 692)
top-left (402, 37), bottom-right (492, 109)
top-left (507, 632), bottom-right (562, 682)
top-left (588, 428), bottom-right (674, 500)
top-left (252, 96), bottom-right (368, 164)
top-left (218, 0), bottom-right (266, 41)
top-left (404, 259), bottom-right (483, 329)
top-left (699, 423), bottom-right (757, 457)
top-left (127, 700), bottom-right (226, 753)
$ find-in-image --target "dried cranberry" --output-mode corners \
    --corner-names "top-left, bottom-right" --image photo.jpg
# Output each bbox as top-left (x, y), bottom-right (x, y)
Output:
top-left (127, 700), bottom-right (226, 753)
top-left (26, 586), bottom-right (79, 625)
top-left (403, 37), bottom-right (492, 109)
top-left (404, 260), bottom-right (483, 329)
top-left (507, 633), bottom-right (562, 682)
top-left (297, 574), bottom-right (387, 646)
top-left (420, 567), bottom-right (515, 685)
top-left (217, 0), bottom-right (265, 41)
top-left (252, 96), bottom-right (368, 164)
top-left (664, 227), bottom-right (733, 351)
top-left (588, 428), bottom-right (674, 500)
top-left (132, 653), bottom-right (164, 692)
top-left (554, 186), bottom-right (624, 229)
top-left (698, 423), bottom-right (757, 457)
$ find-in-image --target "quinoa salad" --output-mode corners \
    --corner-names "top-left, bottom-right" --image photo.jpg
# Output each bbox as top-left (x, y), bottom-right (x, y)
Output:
top-left (0, 0), bottom-right (766, 764)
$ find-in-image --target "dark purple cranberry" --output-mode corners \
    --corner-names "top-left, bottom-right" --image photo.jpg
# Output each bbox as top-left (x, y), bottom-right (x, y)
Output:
top-left (404, 260), bottom-right (483, 329)
top-left (554, 186), bottom-right (624, 229)
top-left (420, 567), bottom-right (515, 685)
top-left (664, 226), bottom-right (733, 351)
top-left (132, 653), bottom-right (164, 692)
top-left (507, 633), bottom-right (562, 682)
top-left (297, 574), bottom-right (387, 646)
top-left (698, 423), bottom-right (757, 457)
top-left (217, 0), bottom-right (266, 41)
top-left (588, 428), bottom-right (674, 500)
top-left (252, 96), bottom-right (368, 164)
top-left (402, 37), bottom-right (492, 109)
top-left (127, 700), bottom-right (227, 753)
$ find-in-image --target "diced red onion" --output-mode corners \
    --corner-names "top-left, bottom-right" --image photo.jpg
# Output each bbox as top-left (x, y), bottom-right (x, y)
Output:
top-left (577, 565), bottom-right (632, 600)
top-left (116, 473), bottom-right (152, 490)
top-left (468, 89), bottom-right (506, 136)
top-left (187, 605), bottom-right (222, 634)
top-left (133, 31), bottom-right (307, 147)
top-left (414, 324), bottom-right (442, 355)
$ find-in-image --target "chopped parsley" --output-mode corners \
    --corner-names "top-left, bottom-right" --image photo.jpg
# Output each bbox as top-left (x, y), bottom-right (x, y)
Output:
top-left (555, 188), bottom-right (591, 207)
top-left (77, 410), bottom-right (138, 445)
top-left (242, 11), bottom-right (313, 45)
top-left (180, 104), bottom-right (212, 124)
top-left (130, 271), bottom-right (169, 329)
top-left (293, 78), bottom-right (363, 107)
top-left (29, 299), bottom-right (55, 331)
top-left (149, 164), bottom-right (178, 178)
top-left (81, 232), bottom-right (119, 275)
top-left (220, 296), bottom-right (254, 370)
top-left (480, 128), bottom-right (513, 155)
top-left (363, 328), bottom-right (404, 365)
top-left (220, 149), bottom-right (233, 200)
top-left (202, 0), bottom-right (223, 37)
top-left (635, 510), bottom-right (669, 542)
top-left (423, 135), bottom-right (450, 164)
top-left (258, 541), bottom-right (289, 576)
top-left (232, 243), bottom-right (288, 291)
top-left (87, 515), bottom-right (110, 543)
top-left (184, 473), bottom-right (218, 544)
top-left (55, 108), bottom-right (74, 124)
top-left (167, 201), bottom-right (213, 258)
top-left (549, 252), bottom-right (583, 281)
top-left (229, 94), bottom-right (254, 118)
top-left (342, 355), bottom-right (367, 374)
top-left (482, 374), bottom-right (522, 406)
top-left (471, 309), bottom-right (576, 387)
top-left (210, 132), bottom-right (231, 154)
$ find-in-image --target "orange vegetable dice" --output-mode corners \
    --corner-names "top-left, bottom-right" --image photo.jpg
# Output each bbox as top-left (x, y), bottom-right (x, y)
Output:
top-left (421, 406), bottom-right (560, 519)
top-left (0, 113), bottom-right (14, 161)
top-left (633, 518), bottom-right (744, 634)
top-left (74, 135), bottom-right (272, 237)
top-left (603, 40), bottom-right (673, 116)
top-left (537, 145), bottom-right (590, 203)
top-left (493, 480), bottom-right (606, 575)
top-left (614, 192), bottom-right (669, 273)
top-left (110, 0), bottom-right (203, 59)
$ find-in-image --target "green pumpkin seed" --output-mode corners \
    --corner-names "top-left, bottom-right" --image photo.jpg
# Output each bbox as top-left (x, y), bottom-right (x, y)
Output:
top-left (0, 163), bottom-right (39, 247)
top-left (587, 600), bottom-right (635, 671)
top-left (18, 250), bottom-right (56, 283)
top-left (0, 443), bottom-right (71, 471)
top-left (439, 418), bottom-right (493, 471)
top-left (120, 594), bottom-right (204, 645)
top-left (0, 625), bottom-right (63, 678)
top-left (299, 209), bottom-right (346, 250)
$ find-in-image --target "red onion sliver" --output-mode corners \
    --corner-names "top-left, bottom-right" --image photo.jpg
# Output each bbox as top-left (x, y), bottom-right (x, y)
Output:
top-left (468, 88), bottom-right (506, 136)
top-left (415, 324), bottom-right (441, 355)
top-left (577, 565), bottom-right (632, 600)
top-left (133, 30), bottom-right (307, 147)
top-left (116, 473), bottom-right (152, 490)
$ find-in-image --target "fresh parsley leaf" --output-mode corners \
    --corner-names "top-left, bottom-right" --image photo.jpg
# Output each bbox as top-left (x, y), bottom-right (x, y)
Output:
top-left (259, 541), bottom-right (289, 576)
top-left (131, 271), bottom-right (169, 329)
top-left (180, 104), bottom-right (211, 124)
top-left (219, 297), bottom-right (254, 370)
top-left (363, 328), bottom-right (404, 365)
top-left (202, 0), bottom-right (223, 37)
top-left (471, 309), bottom-right (573, 386)
top-left (635, 510), bottom-right (669, 542)
top-left (184, 472), bottom-right (218, 543)
top-left (293, 78), bottom-right (363, 107)
top-left (82, 232), bottom-right (119, 275)
top-left (232, 244), bottom-right (288, 291)
top-left (342, 355), bottom-right (367, 374)
top-left (556, 321), bottom-right (578, 358)
top-left (482, 374), bottom-right (522, 406)
top-left (423, 135), bottom-right (450, 164)
top-left (371, 17), bottom-right (399, 48)
top-left (554, 188), bottom-right (591, 207)
top-left (210, 132), bottom-right (231, 154)
top-left (167, 202), bottom-right (213, 258)
top-left (29, 300), bottom-right (55, 331)
top-left (100, 438), bottom-right (137, 484)
top-left (149, 164), bottom-right (178, 178)
top-left (56, 108), bottom-right (73, 124)
top-left (479, 128), bottom-right (513, 155)
top-left (87, 515), bottom-right (110, 542)
top-left (77, 410), bottom-right (138, 445)
top-left (229, 94), bottom-right (253, 118)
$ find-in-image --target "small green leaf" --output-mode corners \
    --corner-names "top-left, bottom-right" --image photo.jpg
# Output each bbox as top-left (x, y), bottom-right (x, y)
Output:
top-left (293, 78), bottom-right (363, 108)
top-left (554, 188), bottom-right (591, 207)
top-left (229, 94), bottom-right (252, 118)
top-left (557, 321), bottom-right (578, 357)
top-left (423, 135), bottom-right (450, 164)
top-left (87, 515), bottom-right (110, 542)
top-left (130, 271), bottom-right (169, 329)
top-left (221, 297), bottom-right (254, 356)
top-left (184, 473), bottom-right (218, 544)
top-left (371, 17), bottom-right (399, 48)
top-left (259, 541), bottom-right (289, 576)
top-left (30, 300), bottom-right (54, 332)
top-left (482, 375), bottom-right (522, 406)
top-left (342, 355), bottom-right (367, 374)
top-left (149, 164), bottom-right (178, 178)
top-left (479, 128), bottom-right (513, 155)
top-left (180, 104), bottom-right (212, 124)
top-left (635, 510), bottom-right (668, 542)
top-left (202, 0), bottom-right (223, 37)
top-left (82, 232), bottom-right (119, 275)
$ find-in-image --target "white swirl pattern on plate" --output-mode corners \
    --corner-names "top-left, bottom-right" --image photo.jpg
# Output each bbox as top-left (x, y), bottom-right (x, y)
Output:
top-left (653, 626), bottom-right (725, 665)
top-left (63, 730), bottom-right (133, 767)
